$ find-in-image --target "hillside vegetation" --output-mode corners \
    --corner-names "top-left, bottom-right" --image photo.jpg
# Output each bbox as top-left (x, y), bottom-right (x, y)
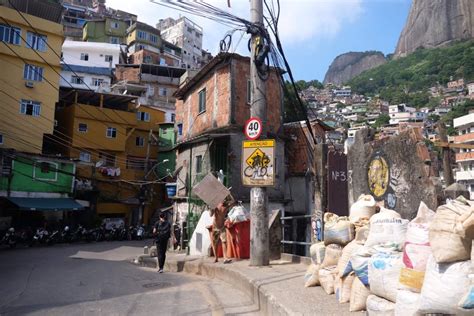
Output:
top-left (348, 40), bottom-right (474, 107)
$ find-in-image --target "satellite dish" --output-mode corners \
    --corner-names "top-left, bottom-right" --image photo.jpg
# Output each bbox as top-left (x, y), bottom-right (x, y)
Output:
top-left (95, 160), bottom-right (104, 168)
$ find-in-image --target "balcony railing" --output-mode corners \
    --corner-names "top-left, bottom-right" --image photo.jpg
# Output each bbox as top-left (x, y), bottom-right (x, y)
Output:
top-left (1, 0), bottom-right (63, 23)
top-left (452, 133), bottom-right (474, 144)
top-left (456, 152), bottom-right (474, 162)
top-left (456, 170), bottom-right (474, 181)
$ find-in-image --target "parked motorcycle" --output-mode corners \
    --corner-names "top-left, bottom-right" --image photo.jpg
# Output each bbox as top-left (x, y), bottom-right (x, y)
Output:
top-left (46, 229), bottom-right (61, 245)
top-left (32, 228), bottom-right (49, 246)
top-left (72, 225), bottom-right (90, 242)
top-left (136, 225), bottom-right (145, 240)
top-left (1, 227), bottom-right (17, 248)
top-left (61, 226), bottom-right (72, 243)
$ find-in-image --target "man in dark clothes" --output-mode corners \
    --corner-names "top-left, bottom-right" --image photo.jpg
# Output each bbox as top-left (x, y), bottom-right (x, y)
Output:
top-left (153, 213), bottom-right (171, 273)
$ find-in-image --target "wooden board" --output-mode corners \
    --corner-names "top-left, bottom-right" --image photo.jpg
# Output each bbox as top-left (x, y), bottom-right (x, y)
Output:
top-left (192, 173), bottom-right (231, 209)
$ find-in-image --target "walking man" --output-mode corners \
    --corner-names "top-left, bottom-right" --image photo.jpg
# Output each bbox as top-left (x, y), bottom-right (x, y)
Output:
top-left (153, 213), bottom-right (171, 273)
top-left (209, 201), bottom-right (232, 264)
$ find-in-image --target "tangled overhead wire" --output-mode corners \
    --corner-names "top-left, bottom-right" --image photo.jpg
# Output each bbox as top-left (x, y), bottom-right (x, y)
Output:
top-left (150, 0), bottom-right (317, 144)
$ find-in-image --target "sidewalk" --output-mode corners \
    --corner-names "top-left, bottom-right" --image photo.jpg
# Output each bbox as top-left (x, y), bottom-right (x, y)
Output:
top-left (133, 251), bottom-right (358, 315)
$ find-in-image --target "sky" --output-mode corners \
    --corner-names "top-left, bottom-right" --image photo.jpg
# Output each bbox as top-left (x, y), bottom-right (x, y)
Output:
top-left (106, 0), bottom-right (412, 81)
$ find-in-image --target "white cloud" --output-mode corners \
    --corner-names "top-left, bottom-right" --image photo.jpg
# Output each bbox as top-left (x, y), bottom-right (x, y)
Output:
top-left (105, 0), bottom-right (364, 56)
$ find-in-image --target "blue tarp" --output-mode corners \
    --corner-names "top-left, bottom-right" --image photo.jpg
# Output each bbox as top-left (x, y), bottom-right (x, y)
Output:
top-left (6, 197), bottom-right (85, 211)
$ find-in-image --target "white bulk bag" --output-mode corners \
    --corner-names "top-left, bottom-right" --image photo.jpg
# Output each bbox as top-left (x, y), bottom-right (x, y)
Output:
top-left (350, 194), bottom-right (377, 223)
top-left (394, 290), bottom-right (421, 316)
top-left (429, 196), bottom-right (474, 264)
top-left (368, 251), bottom-right (403, 302)
top-left (366, 294), bottom-right (396, 316)
top-left (400, 201), bottom-right (435, 292)
top-left (365, 207), bottom-right (408, 251)
top-left (419, 256), bottom-right (471, 315)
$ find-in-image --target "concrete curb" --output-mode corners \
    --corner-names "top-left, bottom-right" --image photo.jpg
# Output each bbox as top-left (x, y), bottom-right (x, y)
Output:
top-left (133, 254), bottom-right (303, 315)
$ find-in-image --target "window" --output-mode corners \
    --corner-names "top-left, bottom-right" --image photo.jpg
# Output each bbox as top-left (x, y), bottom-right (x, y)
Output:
top-left (23, 64), bottom-right (43, 81)
top-left (159, 58), bottom-right (166, 66)
top-left (159, 87), bottom-right (167, 96)
top-left (135, 136), bottom-right (145, 147)
top-left (104, 55), bottom-right (113, 62)
top-left (143, 55), bottom-right (152, 63)
top-left (177, 123), bottom-right (183, 136)
top-left (136, 111), bottom-right (150, 122)
top-left (78, 123), bottom-right (88, 133)
top-left (149, 34), bottom-right (158, 43)
top-left (20, 100), bottom-right (41, 116)
top-left (111, 21), bottom-right (119, 29)
top-left (198, 88), bottom-right (206, 113)
top-left (106, 127), bottom-right (117, 138)
top-left (71, 76), bottom-right (83, 85)
top-left (34, 161), bottom-right (57, 181)
top-left (137, 30), bottom-right (147, 40)
top-left (110, 36), bottom-right (119, 44)
top-left (195, 155), bottom-right (203, 174)
top-left (246, 79), bottom-right (251, 104)
top-left (26, 32), bottom-right (47, 51)
top-left (0, 134), bottom-right (3, 145)
top-left (137, 44), bottom-right (146, 51)
top-left (0, 24), bottom-right (21, 45)
top-left (80, 53), bottom-right (89, 61)
top-left (171, 113), bottom-right (175, 122)
top-left (79, 152), bottom-right (91, 162)
top-left (91, 78), bottom-right (104, 86)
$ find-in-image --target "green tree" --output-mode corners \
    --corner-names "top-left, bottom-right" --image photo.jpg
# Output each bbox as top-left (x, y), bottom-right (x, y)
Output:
top-left (372, 114), bottom-right (390, 128)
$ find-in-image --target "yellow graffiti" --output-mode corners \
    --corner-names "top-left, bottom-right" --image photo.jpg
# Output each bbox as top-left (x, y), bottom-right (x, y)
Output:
top-left (368, 156), bottom-right (389, 198)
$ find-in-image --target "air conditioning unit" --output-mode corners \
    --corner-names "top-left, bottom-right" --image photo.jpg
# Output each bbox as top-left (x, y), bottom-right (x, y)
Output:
top-left (25, 81), bottom-right (34, 88)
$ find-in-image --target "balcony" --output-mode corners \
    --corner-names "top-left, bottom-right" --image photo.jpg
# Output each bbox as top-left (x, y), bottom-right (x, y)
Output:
top-left (452, 133), bottom-right (474, 144)
top-left (456, 170), bottom-right (474, 181)
top-left (456, 152), bottom-right (474, 162)
top-left (1, 0), bottom-right (63, 23)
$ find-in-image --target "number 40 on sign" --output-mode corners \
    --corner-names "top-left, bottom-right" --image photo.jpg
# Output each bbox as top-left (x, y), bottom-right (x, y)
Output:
top-left (244, 117), bottom-right (262, 140)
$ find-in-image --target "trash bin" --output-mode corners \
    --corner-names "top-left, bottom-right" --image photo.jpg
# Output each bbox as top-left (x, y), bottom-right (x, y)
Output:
top-left (226, 220), bottom-right (250, 259)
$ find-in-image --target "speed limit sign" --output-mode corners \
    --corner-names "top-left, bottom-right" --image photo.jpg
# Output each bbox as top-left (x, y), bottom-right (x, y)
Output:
top-left (244, 117), bottom-right (262, 140)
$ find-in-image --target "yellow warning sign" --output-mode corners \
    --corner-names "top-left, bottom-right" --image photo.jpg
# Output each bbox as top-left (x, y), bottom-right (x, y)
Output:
top-left (242, 139), bottom-right (275, 187)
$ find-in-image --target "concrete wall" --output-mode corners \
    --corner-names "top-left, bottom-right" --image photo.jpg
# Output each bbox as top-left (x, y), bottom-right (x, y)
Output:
top-left (347, 128), bottom-right (441, 219)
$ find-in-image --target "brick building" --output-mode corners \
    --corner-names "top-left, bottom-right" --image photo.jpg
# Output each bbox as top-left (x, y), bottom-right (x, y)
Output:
top-left (172, 53), bottom-right (285, 226)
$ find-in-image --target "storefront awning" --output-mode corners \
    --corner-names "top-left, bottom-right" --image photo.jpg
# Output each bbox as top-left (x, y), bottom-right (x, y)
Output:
top-left (6, 197), bottom-right (85, 211)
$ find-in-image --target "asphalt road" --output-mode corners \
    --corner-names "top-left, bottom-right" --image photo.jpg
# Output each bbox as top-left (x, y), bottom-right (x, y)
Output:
top-left (0, 241), bottom-right (257, 316)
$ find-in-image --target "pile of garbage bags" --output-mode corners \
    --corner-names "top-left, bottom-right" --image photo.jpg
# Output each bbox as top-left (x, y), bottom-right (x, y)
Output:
top-left (304, 194), bottom-right (474, 315)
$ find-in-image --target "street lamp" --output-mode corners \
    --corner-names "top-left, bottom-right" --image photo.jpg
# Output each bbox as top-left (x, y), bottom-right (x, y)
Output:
top-left (144, 159), bottom-right (169, 180)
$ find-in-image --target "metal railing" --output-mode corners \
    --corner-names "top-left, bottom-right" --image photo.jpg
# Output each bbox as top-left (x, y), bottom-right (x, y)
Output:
top-left (280, 214), bottom-right (312, 256)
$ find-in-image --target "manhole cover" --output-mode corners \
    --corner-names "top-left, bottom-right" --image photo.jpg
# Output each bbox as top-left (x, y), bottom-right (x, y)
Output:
top-left (142, 282), bottom-right (172, 289)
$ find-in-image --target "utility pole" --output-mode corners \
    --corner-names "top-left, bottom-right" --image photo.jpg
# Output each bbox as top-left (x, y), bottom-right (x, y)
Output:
top-left (249, 0), bottom-right (269, 266)
top-left (138, 129), bottom-right (154, 225)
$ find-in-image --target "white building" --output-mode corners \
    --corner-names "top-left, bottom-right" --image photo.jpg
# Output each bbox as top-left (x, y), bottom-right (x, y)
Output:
top-left (388, 104), bottom-right (426, 125)
top-left (468, 82), bottom-right (474, 98)
top-left (333, 87), bottom-right (351, 98)
top-left (157, 17), bottom-right (203, 70)
top-left (453, 112), bottom-right (474, 199)
top-left (60, 40), bottom-right (121, 91)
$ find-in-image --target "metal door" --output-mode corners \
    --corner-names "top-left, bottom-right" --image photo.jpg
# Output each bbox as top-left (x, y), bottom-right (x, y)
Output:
top-left (327, 150), bottom-right (349, 216)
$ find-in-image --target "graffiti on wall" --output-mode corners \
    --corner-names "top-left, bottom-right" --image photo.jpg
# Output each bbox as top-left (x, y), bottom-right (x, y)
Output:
top-left (367, 151), bottom-right (403, 209)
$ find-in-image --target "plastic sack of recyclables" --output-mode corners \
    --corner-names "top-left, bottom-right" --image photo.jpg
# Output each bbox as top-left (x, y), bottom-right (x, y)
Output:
top-left (323, 212), bottom-right (354, 246)
top-left (419, 255), bottom-right (471, 315)
top-left (349, 275), bottom-right (370, 312)
top-left (429, 196), bottom-right (474, 263)
top-left (309, 242), bottom-right (325, 265)
top-left (227, 204), bottom-right (249, 223)
top-left (394, 290), bottom-right (421, 316)
top-left (366, 294), bottom-right (395, 316)
top-left (349, 194), bottom-right (377, 223)
top-left (368, 251), bottom-right (403, 302)
top-left (321, 243), bottom-right (343, 268)
top-left (319, 265), bottom-right (337, 295)
top-left (399, 201), bottom-right (435, 292)
top-left (458, 274), bottom-right (474, 310)
top-left (335, 272), bottom-right (355, 303)
top-left (364, 207), bottom-right (408, 251)
top-left (337, 240), bottom-right (364, 277)
top-left (350, 246), bottom-right (374, 286)
top-left (304, 263), bottom-right (321, 287)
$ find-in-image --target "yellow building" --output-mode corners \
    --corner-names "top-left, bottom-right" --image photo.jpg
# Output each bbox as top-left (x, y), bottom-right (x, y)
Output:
top-left (55, 88), bottom-right (165, 224)
top-left (0, 2), bottom-right (64, 153)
